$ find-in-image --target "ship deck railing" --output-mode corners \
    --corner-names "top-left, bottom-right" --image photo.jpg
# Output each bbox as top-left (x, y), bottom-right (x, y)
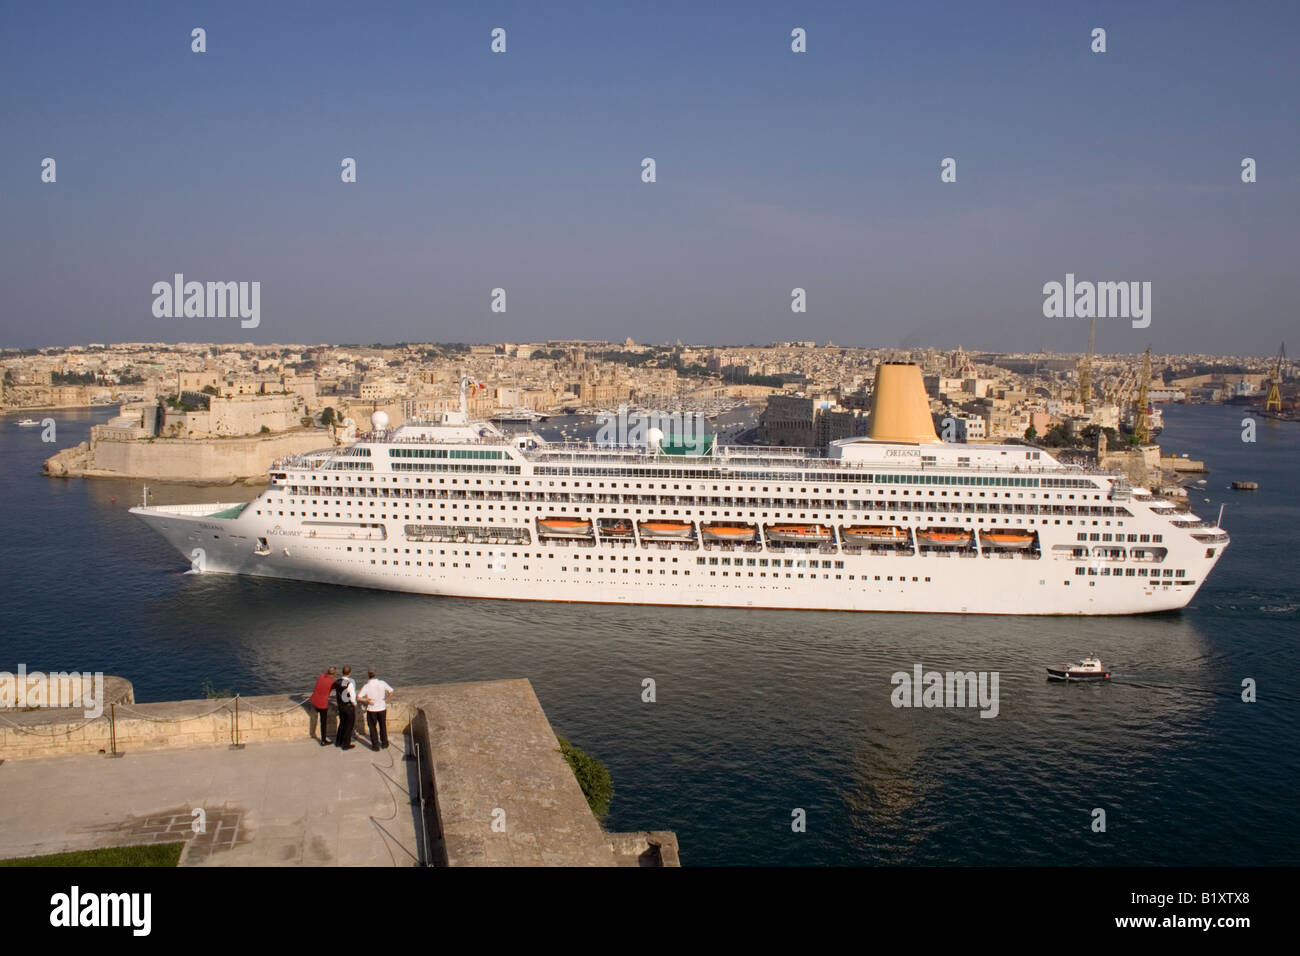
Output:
top-left (277, 435), bottom-right (1124, 481)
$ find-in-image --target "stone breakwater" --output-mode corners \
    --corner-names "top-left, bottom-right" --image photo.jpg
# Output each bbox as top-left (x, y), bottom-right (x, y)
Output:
top-left (44, 430), bottom-right (327, 483)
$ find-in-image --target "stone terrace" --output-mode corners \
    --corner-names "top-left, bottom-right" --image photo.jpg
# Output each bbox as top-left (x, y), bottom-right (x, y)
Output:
top-left (0, 678), bottom-right (678, 867)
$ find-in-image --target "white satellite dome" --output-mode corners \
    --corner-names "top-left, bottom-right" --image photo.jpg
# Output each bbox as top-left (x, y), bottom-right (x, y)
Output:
top-left (647, 427), bottom-right (664, 450)
top-left (371, 411), bottom-right (390, 431)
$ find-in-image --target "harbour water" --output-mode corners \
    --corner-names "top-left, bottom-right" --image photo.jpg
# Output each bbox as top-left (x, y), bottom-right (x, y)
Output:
top-left (1, 404), bottom-right (1296, 865)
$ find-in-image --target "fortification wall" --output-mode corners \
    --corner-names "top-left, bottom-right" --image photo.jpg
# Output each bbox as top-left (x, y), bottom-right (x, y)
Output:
top-left (44, 430), bottom-right (329, 481)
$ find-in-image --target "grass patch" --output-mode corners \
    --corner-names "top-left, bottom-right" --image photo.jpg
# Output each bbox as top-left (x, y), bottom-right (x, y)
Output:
top-left (0, 843), bottom-right (184, 867)
top-left (557, 736), bottom-right (614, 820)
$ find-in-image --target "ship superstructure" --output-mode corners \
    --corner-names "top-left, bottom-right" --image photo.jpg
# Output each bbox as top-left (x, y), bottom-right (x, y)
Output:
top-left (131, 365), bottom-right (1228, 615)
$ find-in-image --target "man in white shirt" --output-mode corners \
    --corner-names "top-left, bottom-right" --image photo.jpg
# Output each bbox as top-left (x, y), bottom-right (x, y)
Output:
top-left (358, 669), bottom-right (395, 752)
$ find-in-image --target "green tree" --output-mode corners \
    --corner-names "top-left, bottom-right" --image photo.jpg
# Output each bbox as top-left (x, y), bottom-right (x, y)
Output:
top-left (1042, 422), bottom-right (1075, 448)
top-left (200, 680), bottom-right (234, 699)
top-left (1023, 423), bottom-right (1038, 442)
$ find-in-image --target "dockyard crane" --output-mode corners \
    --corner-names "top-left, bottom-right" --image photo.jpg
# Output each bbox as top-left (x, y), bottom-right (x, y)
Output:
top-left (1264, 343), bottom-right (1286, 414)
top-left (1133, 348), bottom-right (1152, 444)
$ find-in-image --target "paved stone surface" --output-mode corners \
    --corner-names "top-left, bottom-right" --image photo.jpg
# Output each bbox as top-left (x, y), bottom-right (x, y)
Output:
top-left (0, 737), bottom-right (423, 866)
top-left (409, 679), bottom-right (616, 866)
top-left (0, 678), bottom-right (677, 866)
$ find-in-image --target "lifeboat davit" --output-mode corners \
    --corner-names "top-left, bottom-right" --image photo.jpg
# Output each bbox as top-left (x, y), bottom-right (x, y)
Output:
top-left (537, 517), bottom-right (594, 538)
top-left (916, 528), bottom-right (973, 547)
top-left (766, 524), bottom-right (833, 544)
top-left (638, 520), bottom-right (695, 540)
top-left (702, 523), bottom-right (757, 543)
top-left (981, 529), bottom-right (1036, 550)
top-left (842, 525), bottom-right (909, 546)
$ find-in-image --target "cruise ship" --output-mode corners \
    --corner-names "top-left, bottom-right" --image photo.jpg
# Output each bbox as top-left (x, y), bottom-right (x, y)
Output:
top-left (131, 364), bottom-right (1229, 615)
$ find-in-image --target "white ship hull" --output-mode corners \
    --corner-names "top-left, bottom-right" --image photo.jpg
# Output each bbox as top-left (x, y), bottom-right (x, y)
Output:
top-left (132, 503), bottom-right (1215, 615)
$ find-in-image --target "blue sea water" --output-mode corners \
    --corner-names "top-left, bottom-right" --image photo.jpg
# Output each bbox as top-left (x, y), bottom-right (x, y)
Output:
top-left (1, 403), bottom-right (1296, 865)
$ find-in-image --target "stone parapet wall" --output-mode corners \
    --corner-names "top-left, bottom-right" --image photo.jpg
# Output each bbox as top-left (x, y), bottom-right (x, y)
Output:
top-left (0, 693), bottom-right (415, 760)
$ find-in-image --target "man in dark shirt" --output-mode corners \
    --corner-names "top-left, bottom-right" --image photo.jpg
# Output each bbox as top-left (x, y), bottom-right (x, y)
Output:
top-left (333, 666), bottom-right (358, 750)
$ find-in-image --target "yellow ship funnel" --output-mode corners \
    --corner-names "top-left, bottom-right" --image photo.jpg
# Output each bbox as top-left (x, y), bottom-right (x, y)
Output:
top-left (867, 363), bottom-right (942, 444)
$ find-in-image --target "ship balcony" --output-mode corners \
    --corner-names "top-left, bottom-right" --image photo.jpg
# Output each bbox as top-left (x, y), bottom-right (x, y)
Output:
top-left (701, 541), bottom-right (764, 553)
top-left (840, 544), bottom-right (916, 556)
top-left (640, 540), bottom-right (698, 552)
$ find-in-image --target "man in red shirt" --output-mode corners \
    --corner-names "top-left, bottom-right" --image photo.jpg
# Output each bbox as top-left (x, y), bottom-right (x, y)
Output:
top-left (309, 666), bottom-right (337, 746)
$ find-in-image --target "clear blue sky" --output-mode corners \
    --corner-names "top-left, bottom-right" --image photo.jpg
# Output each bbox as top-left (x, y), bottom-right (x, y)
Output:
top-left (2, 0), bottom-right (1296, 354)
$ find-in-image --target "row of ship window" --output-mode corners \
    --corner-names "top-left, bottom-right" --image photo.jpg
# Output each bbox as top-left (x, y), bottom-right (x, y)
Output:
top-left (1073, 566), bottom-right (1194, 584)
top-left (358, 556), bottom-right (933, 583)
top-left (276, 487), bottom-right (1117, 510)
top-left (284, 477), bottom-right (1105, 498)
top-left (258, 502), bottom-right (1127, 522)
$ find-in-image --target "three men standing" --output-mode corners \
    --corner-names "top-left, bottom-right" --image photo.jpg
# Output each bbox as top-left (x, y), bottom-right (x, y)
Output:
top-left (358, 669), bottom-right (395, 752)
top-left (311, 665), bottom-right (396, 752)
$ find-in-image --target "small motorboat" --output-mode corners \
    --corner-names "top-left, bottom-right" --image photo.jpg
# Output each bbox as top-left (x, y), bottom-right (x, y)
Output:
top-left (15, 418), bottom-right (40, 427)
top-left (1046, 656), bottom-right (1111, 681)
top-left (597, 519), bottom-right (634, 537)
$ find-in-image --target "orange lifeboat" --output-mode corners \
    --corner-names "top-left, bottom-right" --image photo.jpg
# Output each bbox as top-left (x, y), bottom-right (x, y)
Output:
top-left (842, 525), bottom-right (909, 546)
top-left (981, 530), bottom-right (1036, 550)
top-left (537, 517), bottom-right (594, 538)
top-left (638, 520), bottom-right (695, 540)
top-left (766, 524), bottom-right (832, 544)
top-left (702, 523), bottom-right (757, 543)
top-left (916, 528), bottom-right (973, 547)
top-left (598, 519), bottom-right (634, 537)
